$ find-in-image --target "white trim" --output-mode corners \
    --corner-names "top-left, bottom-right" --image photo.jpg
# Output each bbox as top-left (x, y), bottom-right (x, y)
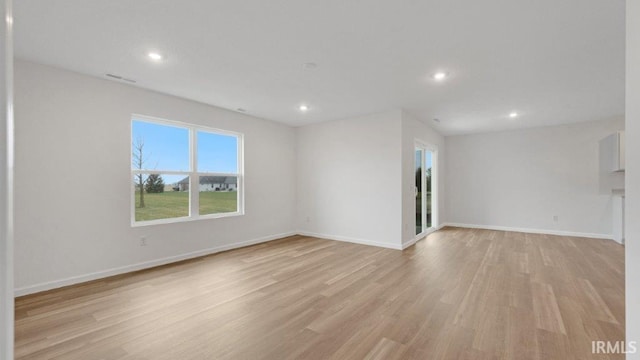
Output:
top-left (414, 142), bottom-right (439, 236)
top-left (297, 231), bottom-right (403, 250)
top-left (403, 224), bottom-right (445, 249)
top-left (131, 113), bottom-right (244, 138)
top-left (402, 238), bottom-right (418, 249)
top-left (442, 223), bottom-right (614, 240)
top-left (1, 1), bottom-right (14, 358)
top-left (14, 231), bottom-right (296, 297)
top-left (430, 145), bottom-right (439, 228)
top-left (130, 210), bottom-right (243, 228)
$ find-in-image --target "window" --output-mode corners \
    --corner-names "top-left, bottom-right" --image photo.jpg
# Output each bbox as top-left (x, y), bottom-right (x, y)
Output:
top-left (131, 115), bottom-right (243, 226)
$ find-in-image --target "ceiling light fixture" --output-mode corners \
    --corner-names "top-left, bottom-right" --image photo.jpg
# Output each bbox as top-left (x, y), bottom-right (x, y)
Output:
top-left (299, 104), bottom-right (309, 112)
top-left (433, 72), bottom-right (448, 81)
top-left (148, 52), bottom-right (164, 61)
top-left (509, 112), bottom-right (519, 118)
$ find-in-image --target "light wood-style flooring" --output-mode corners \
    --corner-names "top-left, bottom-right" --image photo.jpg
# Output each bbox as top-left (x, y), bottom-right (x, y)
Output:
top-left (15, 227), bottom-right (625, 359)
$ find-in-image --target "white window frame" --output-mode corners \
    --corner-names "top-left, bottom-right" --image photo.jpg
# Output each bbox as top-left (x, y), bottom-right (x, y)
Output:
top-left (130, 114), bottom-right (244, 227)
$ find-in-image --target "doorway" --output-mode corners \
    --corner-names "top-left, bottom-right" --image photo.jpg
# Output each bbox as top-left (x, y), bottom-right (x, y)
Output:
top-left (415, 144), bottom-right (437, 237)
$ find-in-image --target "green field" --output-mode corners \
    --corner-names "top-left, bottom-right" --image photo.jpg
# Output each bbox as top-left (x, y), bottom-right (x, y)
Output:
top-left (135, 191), bottom-right (238, 222)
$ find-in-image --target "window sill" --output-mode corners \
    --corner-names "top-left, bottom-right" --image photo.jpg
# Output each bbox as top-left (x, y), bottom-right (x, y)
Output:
top-left (131, 211), bottom-right (244, 227)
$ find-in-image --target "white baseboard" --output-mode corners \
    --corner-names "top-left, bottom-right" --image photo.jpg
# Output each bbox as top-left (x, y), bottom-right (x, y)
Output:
top-left (442, 223), bottom-right (613, 240)
top-left (402, 225), bottom-right (444, 250)
top-left (14, 231), bottom-right (297, 297)
top-left (402, 224), bottom-right (446, 249)
top-left (402, 238), bottom-right (418, 249)
top-left (31, 223), bottom-right (604, 297)
top-left (297, 231), bottom-right (403, 250)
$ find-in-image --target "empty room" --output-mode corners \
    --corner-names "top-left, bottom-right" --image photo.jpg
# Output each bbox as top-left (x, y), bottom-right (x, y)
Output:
top-left (1, 0), bottom-right (639, 359)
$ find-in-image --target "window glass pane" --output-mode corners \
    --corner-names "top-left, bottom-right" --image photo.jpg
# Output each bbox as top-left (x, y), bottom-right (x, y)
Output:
top-left (134, 173), bottom-right (189, 222)
top-left (132, 120), bottom-right (190, 171)
top-left (197, 131), bottom-right (238, 173)
top-left (199, 175), bottom-right (238, 215)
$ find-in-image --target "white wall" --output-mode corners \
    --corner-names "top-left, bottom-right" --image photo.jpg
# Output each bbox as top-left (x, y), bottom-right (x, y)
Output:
top-left (14, 60), bottom-right (296, 294)
top-left (296, 111), bottom-right (403, 249)
top-left (626, 0), bottom-right (640, 356)
top-left (445, 118), bottom-right (624, 238)
top-left (401, 111), bottom-right (445, 246)
top-left (0, 0), bottom-right (14, 358)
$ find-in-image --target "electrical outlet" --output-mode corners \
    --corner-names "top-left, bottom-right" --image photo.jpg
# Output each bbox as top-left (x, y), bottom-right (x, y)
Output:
top-left (140, 236), bottom-right (148, 246)
top-left (553, 215), bottom-right (559, 222)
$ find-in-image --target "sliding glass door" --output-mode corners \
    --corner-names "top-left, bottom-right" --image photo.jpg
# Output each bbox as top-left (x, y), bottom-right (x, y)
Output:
top-left (415, 144), bottom-right (436, 236)
top-left (425, 150), bottom-right (433, 229)
top-left (415, 149), bottom-right (423, 235)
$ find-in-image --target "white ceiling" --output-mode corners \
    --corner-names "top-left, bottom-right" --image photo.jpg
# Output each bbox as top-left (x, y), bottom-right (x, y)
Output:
top-left (15, 0), bottom-right (625, 135)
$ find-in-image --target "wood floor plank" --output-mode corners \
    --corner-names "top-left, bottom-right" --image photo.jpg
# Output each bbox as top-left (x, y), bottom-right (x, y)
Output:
top-left (532, 282), bottom-right (567, 334)
top-left (15, 228), bottom-right (625, 359)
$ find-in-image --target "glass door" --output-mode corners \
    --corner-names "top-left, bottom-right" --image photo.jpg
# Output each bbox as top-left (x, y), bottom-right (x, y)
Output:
top-left (415, 144), bottom-right (436, 236)
top-left (415, 149), bottom-right (423, 235)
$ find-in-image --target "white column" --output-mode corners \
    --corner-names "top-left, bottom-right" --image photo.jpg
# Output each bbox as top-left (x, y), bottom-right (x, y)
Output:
top-left (627, 0), bottom-right (640, 358)
top-left (0, 0), bottom-right (14, 359)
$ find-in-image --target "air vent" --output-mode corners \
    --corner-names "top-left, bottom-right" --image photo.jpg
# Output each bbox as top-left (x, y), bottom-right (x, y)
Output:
top-left (105, 74), bottom-right (137, 83)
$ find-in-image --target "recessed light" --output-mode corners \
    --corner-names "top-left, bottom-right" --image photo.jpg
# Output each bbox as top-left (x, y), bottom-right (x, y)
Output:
top-left (299, 104), bottom-right (309, 112)
top-left (509, 112), bottom-right (519, 118)
top-left (433, 72), bottom-right (448, 81)
top-left (148, 52), bottom-right (164, 61)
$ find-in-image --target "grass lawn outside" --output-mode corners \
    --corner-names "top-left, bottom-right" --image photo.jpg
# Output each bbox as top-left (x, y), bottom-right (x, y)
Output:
top-left (135, 191), bottom-right (238, 222)
top-left (200, 191), bottom-right (238, 215)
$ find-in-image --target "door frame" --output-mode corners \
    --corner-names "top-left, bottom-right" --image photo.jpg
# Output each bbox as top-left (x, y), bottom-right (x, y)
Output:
top-left (415, 141), bottom-right (438, 240)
